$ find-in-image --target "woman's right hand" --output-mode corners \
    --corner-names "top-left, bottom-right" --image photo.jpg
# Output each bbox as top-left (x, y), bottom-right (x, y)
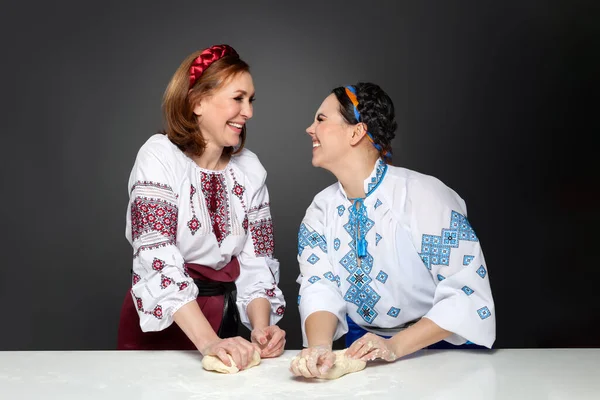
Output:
top-left (289, 345), bottom-right (336, 378)
top-left (201, 336), bottom-right (260, 370)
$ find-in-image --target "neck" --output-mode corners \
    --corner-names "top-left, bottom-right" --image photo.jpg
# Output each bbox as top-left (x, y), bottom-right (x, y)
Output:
top-left (332, 151), bottom-right (379, 199)
top-left (190, 143), bottom-right (226, 171)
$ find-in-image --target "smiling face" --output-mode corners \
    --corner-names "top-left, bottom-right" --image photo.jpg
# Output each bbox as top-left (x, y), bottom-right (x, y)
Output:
top-left (193, 71), bottom-right (255, 149)
top-left (306, 93), bottom-right (355, 170)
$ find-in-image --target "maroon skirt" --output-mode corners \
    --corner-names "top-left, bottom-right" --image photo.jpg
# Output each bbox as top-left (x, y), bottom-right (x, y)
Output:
top-left (117, 258), bottom-right (240, 350)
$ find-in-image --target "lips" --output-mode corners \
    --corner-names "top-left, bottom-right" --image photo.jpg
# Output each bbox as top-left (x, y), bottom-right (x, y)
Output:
top-left (227, 121), bottom-right (244, 129)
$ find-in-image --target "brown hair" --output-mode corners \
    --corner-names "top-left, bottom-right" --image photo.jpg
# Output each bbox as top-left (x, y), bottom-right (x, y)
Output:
top-left (162, 51), bottom-right (250, 156)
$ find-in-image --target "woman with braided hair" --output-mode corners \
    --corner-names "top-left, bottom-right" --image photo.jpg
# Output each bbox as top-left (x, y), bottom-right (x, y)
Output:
top-left (117, 45), bottom-right (286, 369)
top-left (291, 83), bottom-right (495, 378)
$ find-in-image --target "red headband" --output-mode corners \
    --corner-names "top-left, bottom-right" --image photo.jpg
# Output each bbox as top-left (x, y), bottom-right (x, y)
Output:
top-left (189, 44), bottom-right (238, 88)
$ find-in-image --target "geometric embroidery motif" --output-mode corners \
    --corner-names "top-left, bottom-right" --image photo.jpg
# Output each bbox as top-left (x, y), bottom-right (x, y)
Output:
top-left (298, 223), bottom-right (328, 256)
top-left (324, 271), bottom-right (341, 287)
top-left (308, 275), bottom-right (321, 284)
top-left (334, 238), bottom-right (341, 251)
top-left (367, 160), bottom-right (387, 194)
top-left (341, 204), bottom-right (380, 324)
top-left (437, 274), bottom-right (446, 281)
top-left (374, 199), bottom-right (383, 209)
top-left (340, 159), bottom-right (388, 325)
top-left (337, 205), bottom-right (346, 216)
top-left (476, 265), bottom-right (487, 278)
top-left (376, 270), bottom-right (388, 283)
top-left (463, 255), bottom-right (475, 266)
top-left (250, 218), bottom-right (275, 257)
top-left (375, 233), bottom-right (382, 246)
top-left (297, 295), bottom-right (301, 305)
top-left (462, 286), bottom-right (474, 296)
top-left (307, 253), bottom-right (320, 265)
top-left (387, 307), bottom-right (401, 318)
top-left (477, 306), bottom-right (491, 320)
top-left (418, 210), bottom-right (479, 270)
top-left (200, 172), bottom-right (231, 245)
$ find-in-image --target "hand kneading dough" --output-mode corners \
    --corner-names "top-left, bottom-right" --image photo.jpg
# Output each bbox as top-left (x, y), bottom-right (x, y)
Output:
top-left (320, 350), bottom-right (366, 380)
top-left (202, 351), bottom-right (261, 374)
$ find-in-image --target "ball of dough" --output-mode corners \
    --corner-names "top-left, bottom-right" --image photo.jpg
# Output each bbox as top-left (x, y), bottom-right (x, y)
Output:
top-left (320, 350), bottom-right (367, 380)
top-left (202, 350), bottom-right (261, 374)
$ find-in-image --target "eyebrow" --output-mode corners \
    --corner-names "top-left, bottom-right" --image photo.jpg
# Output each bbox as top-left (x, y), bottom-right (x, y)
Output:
top-left (233, 90), bottom-right (254, 96)
top-left (317, 113), bottom-right (327, 119)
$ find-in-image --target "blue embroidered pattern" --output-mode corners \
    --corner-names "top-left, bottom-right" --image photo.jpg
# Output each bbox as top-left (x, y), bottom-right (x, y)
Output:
top-left (334, 238), bottom-right (340, 251)
top-left (340, 160), bottom-right (388, 324)
top-left (307, 253), bottom-right (320, 265)
top-left (419, 211), bottom-right (479, 270)
top-left (437, 274), bottom-right (445, 281)
top-left (297, 295), bottom-right (301, 305)
top-left (375, 233), bottom-right (382, 246)
top-left (308, 276), bottom-right (321, 284)
top-left (298, 223), bottom-right (327, 256)
top-left (387, 307), bottom-right (401, 318)
top-left (324, 271), bottom-right (341, 287)
top-left (337, 205), bottom-right (345, 216)
top-left (462, 286), bottom-right (474, 296)
top-left (374, 199), bottom-right (383, 209)
top-left (463, 255), bottom-right (475, 266)
top-left (477, 265), bottom-right (487, 278)
top-left (376, 270), bottom-right (388, 283)
top-left (477, 306), bottom-right (491, 320)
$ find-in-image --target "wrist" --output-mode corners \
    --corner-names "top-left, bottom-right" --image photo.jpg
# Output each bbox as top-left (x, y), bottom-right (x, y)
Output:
top-left (308, 342), bottom-right (332, 350)
top-left (193, 331), bottom-right (220, 354)
top-left (388, 334), bottom-right (406, 358)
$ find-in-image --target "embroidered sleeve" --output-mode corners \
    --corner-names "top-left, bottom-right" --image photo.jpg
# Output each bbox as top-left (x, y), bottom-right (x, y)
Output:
top-left (126, 145), bottom-right (198, 332)
top-left (235, 176), bottom-right (285, 330)
top-left (409, 177), bottom-right (496, 348)
top-left (297, 198), bottom-right (347, 347)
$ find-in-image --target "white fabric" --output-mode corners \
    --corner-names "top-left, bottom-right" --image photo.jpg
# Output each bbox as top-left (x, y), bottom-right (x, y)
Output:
top-left (126, 134), bottom-right (285, 332)
top-left (297, 159), bottom-right (495, 348)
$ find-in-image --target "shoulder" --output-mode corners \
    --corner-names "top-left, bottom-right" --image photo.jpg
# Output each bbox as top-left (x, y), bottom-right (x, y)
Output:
top-left (302, 183), bottom-right (339, 224)
top-left (393, 166), bottom-right (467, 215)
top-left (231, 148), bottom-right (267, 188)
top-left (135, 134), bottom-right (185, 166)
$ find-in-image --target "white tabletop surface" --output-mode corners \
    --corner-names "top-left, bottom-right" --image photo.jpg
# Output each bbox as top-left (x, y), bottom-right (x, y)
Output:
top-left (1, 349), bottom-right (599, 399)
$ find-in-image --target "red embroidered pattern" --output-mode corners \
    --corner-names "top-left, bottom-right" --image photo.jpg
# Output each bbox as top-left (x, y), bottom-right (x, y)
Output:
top-left (188, 185), bottom-right (201, 235)
top-left (242, 215), bottom-right (248, 234)
top-left (159, 274), bottom-right (190, 291)
top-left (132, 294), bottom-right (164, 320)
top-left (265, 288), bottom-right (276, 297)
top-left (276, 305), bottom-right (285, 316)
top-left (132, 273), bottom-right (141, 285)
top-left (200, 172), bottom-right (231, 245)
top-left (152, 258), bottom-right (165, 271)
top-left (187, 217), bottom-right (200, 235)
top-left (131, 197), bottom-right (177, 242)
top-left (250, 219), bottom-right (275, 257)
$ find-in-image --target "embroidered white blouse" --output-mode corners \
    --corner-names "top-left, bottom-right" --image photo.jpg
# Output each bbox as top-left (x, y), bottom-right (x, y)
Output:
top-left (297, 159), bottom-right (495, 348)
top-left (126, 134), bottom-right (285, 332)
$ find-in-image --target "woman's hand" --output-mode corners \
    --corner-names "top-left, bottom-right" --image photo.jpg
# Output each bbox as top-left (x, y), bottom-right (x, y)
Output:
top-left (289, 345), bottom-right (336, 378)
top-left (201, 336), bottom-right (260, 369)
top-left (346, 333), bottom-right (398, 362)
top-left (251, 325), bottom-right (286, 358)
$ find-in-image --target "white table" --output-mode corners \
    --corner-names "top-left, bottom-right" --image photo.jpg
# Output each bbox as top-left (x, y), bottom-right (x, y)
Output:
top-left (1, 349), bottom-right (599, 399)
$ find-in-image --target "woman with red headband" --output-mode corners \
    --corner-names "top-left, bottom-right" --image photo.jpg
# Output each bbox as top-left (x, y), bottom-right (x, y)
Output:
top-left (290, 83), bottom-right (495, 378)
top-left (117, 45), bottom-right (286, 369)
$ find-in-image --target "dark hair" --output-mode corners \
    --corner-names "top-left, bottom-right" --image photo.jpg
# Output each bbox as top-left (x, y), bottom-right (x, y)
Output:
top-left (162, 50), bottom-right (249, 156)
top-left (332, 82), bottom-right (397, 163)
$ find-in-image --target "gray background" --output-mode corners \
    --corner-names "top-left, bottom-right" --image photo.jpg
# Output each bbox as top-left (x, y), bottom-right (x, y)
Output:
top-left (1, 0), bottom-right (597, 350)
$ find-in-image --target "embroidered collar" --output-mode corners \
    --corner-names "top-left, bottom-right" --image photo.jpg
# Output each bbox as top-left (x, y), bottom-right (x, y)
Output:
top-left (363, 158), bottom-right (387, 197)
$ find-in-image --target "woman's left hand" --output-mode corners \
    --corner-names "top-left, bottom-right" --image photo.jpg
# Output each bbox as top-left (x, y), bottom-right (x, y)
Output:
top-left (251, 325), bottom-right (286, 358)
top-left (346, 332), bottom-right (398, 362)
